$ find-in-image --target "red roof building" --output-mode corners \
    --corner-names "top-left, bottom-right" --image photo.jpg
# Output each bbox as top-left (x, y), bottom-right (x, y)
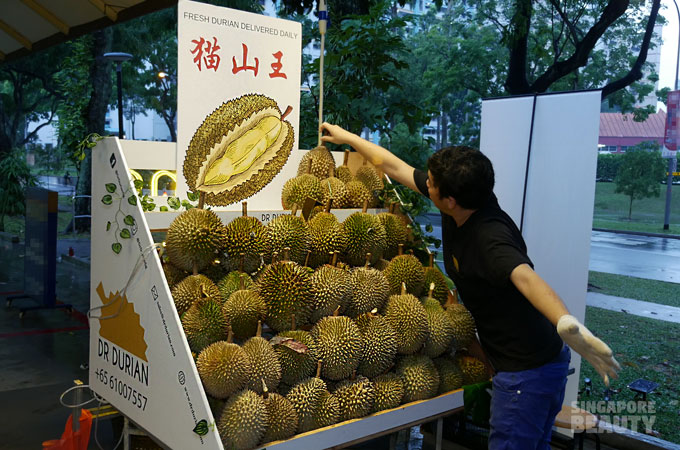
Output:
top-left (599, 111), bottom-right (666, 153)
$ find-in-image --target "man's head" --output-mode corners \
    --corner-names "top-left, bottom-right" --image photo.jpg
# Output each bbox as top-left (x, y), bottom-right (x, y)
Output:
top-left (427, 146), bottom-right (495, 210)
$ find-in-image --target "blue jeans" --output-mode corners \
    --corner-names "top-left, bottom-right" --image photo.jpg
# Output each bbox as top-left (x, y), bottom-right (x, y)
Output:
top-left (489, 345), bottom-right (571, 450)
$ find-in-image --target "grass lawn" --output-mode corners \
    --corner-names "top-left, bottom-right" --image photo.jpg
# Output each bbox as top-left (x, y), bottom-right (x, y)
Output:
top-left (588, 271), bottom-right (680, 308)
top-left (1, 195), bottom-right (84, 238)
top-left (580, 306), bottom-right (680, 444)
top-left (593, 182), bottom-right (680, 235)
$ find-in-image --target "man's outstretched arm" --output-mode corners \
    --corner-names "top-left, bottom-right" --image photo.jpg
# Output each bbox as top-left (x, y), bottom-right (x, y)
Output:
top-left (320, 122), bottom-right (419, 192)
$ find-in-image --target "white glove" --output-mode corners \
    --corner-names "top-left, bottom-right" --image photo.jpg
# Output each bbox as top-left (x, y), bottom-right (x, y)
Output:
top-left (557, 315), bottom-right (621, 386)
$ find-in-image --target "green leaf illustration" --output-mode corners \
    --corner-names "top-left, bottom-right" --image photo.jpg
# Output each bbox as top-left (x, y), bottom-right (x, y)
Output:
top-left (160, 206), bottom-right (169, 212)
top-left (124, 215), bottom-right (135, 226)
top-left (101, 195), bottom-right (113, 205)
top-left (133, 179), bottom-right (144, 190)
top-left (193, 419), bottom-right (209, 436)
top-left (120, 229), bottom-right (131, 239)
top-left (105, 183), bottom-right (117, 193)
top-left (167, 197), bottom-right (181, 210)
top-left (127, 195), bottom-right (137, 206)
top-left (112, 243), bottom-right (122, 254)
top-left (106, 221), bottom-right (111, 231)
top-left (187, 191), bottom-right (200, 201)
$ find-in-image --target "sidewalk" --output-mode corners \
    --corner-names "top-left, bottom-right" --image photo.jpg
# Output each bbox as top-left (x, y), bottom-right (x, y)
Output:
top-left (586, 292), bottom-right (680, 324)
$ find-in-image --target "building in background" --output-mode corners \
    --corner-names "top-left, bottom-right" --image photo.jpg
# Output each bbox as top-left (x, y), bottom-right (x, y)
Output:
top-left (599, 111), bottom-right (666, 153)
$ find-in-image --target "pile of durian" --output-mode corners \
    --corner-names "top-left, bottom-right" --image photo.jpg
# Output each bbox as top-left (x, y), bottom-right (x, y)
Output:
top-left (161, 193), bottom-right (486, 450)
top-left (282, 146), bottom-right (388, 211)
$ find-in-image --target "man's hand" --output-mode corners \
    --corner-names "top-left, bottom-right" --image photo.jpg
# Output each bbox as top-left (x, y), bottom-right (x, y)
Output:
top-left (557, 315), bottom-right (621, 386)
top-left (319, 122), bottom-right (355, 146)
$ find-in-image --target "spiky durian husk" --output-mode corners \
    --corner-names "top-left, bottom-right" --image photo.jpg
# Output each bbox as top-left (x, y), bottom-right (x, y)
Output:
top-left (181, 297), bottom-right (228, 352)
top-left (222, 216), bottom-right (267, 274)
top-left (165, 208), bottom-right (226, 272)
top-left (242, 336), bottom-right (281, 393)
top-left (342, 212), bottom-right (387, 266)
top-left (171, 274), bottom-right (221, 316)
top-left (434, 357), bottom-right (464, 394)
top-left (286, 377), bottom-right (327, 433)
top-left (319, 177), bottom-right (349, 209)
top-left (264, 214), bottom-right (310, 265)
top-left (383, 254), bottom-right (425, 297)
top-left (222, 289), bottom-right (267, 339)
top-left (196, 341), bottom-right (251, 399)
top-left (371, 373), bottom-right (404, 413)
top-left (309, 265), bottom-right (352, 322)
top-left (354, 313), bottom-right (397, 378)
top-left (345, 180), bottom-right (372, 209)
top-left (218, 389), bottom-right (268, 450)
top-left (262, 393), bottom-right (298, 443)
top-left (333, 376), bottom-right (375, 421)
top-left (310, 315), bottom-right (362, 380)
top-left (307, 212), bottom-right (348, 268)
top-left (355, 165), bottom-right (384, 193)
top-left (335, 165), bottom-right (353, 183)
top-left (396, 354), bottom-right (439, 403)
top-left (162, 260), bottom-right (188, 289)
top-left (308, 205), bottom-right (325, 220)
top-left (421, 299), bottom-right (455, 358)
top-left (383, 292), bottom-right (429, 355)
top-left (217, 271), bottom-right (254, 303)
top-left (446, 303), bottom-right (477, 350)
top-left (423, 266), bottom-right (450, 305)
top-left (298, 145), bottom-right (336, 179)
top-left (345, 267), bottom-right (390, 318)
top-left (184, 94), bottom-right (294, 207)
top-left (281, 174), bottom-right (323, 210)
top-left (257, 260), bottom-right (313, 331)
top-left (456, 354), bottom-right (488, 385)
top-left (273, 330), bottom-right (317, 385)
top-left (313, 390), bottom-right (340, 429)
top-left (377, 212), bottom-right (409, 260)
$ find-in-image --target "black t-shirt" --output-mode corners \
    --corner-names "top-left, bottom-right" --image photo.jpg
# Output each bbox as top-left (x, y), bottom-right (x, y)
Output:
top-left (414, 169), bottom-right (563, 372)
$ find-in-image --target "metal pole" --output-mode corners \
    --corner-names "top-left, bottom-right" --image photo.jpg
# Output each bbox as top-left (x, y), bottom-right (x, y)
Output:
top-left (665, 0), bottom-right (680, 230)
top-left (116, 62), bottom-right (124, 139)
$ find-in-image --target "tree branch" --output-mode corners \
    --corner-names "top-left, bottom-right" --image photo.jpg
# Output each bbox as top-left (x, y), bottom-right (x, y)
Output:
top-left (504, 0), bottom-right (533, 94)
top-left (601, 0), bottom-right (660, 98)
top-left (548, 0), bottom-right (581, 46)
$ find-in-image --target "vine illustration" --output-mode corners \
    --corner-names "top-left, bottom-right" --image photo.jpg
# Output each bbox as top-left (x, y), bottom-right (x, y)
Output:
top-left (101, 182), bottom-right (138, 254)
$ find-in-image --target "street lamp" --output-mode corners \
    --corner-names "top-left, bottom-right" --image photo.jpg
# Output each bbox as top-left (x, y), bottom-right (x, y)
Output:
top-left (104, 52), bottom-right (133, 139)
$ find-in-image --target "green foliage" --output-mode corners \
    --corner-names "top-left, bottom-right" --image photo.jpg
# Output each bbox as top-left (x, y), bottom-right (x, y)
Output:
top-left (0, 149), bottom-right (38, 231)
top-left (596, 153), bottom-right (622, 182)
top-left (379, 122), bottom-right (431, 170)
top-left (614, 142), bottom-right (667, 219)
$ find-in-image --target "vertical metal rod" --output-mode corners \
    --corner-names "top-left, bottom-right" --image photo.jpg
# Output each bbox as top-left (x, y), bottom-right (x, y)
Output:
top-left (318, 33), bottom-right (326, 147)
top-left (116, 62), bottom-right (124, 139)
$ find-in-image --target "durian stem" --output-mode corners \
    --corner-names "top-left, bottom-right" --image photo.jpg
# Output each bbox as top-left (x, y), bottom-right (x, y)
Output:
top-left (324, 199), bottom-right (332, 213)
top-left (272, 251), bottom-right (279, 263)
top-left (429, 282), bottom-right (435, 299)
top-left (239, 253), bottom-right (245, 272)
top-left (364, 253), bottom-right (372, 268)
top-left (333, 306), bottom-right (340, 317)
top-left (304, 250), bottom-right (311, 267)
top-left (227, 326), bottom-right (234, 343)
top-left (315, 360), bottom-right (322, 378)
top-left (398, 243), bottom-right (404, 256)
top-left (192, 263), bottom-right (198, 276)
top-left (282, 105), bottom-right (293, 121)
top-left (242, 202), bottom-right (248, 217)
top-left (331, 252), bottom-right (338, 266)
top-left (389, 202), bottom-right (396, 214)
top-left (307, 159), bottom-right (313, 175)
top-left (343, 149), bottom-right (350, 166)
top-left (429, 252), bottom-right (435, 268)
top-left (291, 204), bottom-right (298, 216)
top-left (261, 379), bottom-right (269, 399)
top-left (256, 320), bottom-right (262, 338)
top-left (401, 282), bottom-right (407, 295)
top-left (283, 247), bottom-right (290, 261)
top-left (239, 273), bottom-right (245, 290)
top-left (198, 192), bottom-right (205, 209)
top-left (328, 165), bottom-right (334, 178)
top-left (291, 314), bottom-right (296, 331)
top-left (362, 199), bottom-right (368, 213)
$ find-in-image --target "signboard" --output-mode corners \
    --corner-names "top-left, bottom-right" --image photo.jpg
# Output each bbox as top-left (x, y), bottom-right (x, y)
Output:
top-left (664, 90), bottom-right (680, 151)
top-left (89, 138), bottom-right (222, 449)
top-left (176, 0), bottom-right (302, 209)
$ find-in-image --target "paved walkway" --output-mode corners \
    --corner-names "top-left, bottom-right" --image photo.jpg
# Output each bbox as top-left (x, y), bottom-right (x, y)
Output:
top-left (586, 292), bottom-right (680, 324)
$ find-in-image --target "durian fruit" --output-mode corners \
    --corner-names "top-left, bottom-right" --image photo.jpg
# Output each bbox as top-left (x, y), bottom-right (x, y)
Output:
top-left (345, 258), bottom-right (390, 318)
top-left (217, 270), bottom-right (253, 303)
top-left (286, 362), bottom-right (328, 433)
top-left (273, 318), bottom-right (317, 385)
top-left (354, 310), bottom-right (397, 378)
top-left (344, 180), bottom-right (372, 209)
top-left (383, 246), bottom-right (425, 297)
top-left (281, 173), bottom-right (323, 210)
top-left (445, 302), bottom-right (477, 350)
top-left (355, 160), bottom-right (383, 206)
top-left (423, 253), bottom-right (450, 305)
top-left (307, 202), bottom-right (348, 268)
top-left (372, 258), bottom-right (390, 271)
top-left (242, 322), bottom-right (282, 394)
top-left (171, 274), bottom-right (221, 316)
top-left (421, 284), bottom-right (456, 358)
top-left (184, 93), bottom-right (294, 206)
top-left (309, 255), bottom-right (352, 322)
top-left (342, 204), bottom-right (387, 266)
top-left (222, 275), bottom-right (267, 339)
top-left (377, 203), bottom-right (409, 260)
top-left (434, 356), bottom-right (464, 394)
top-left (181, 295), bottom-right (228, 353)
top-left (257, 256), bottom-right (313, 331)
top-left (383, 283), bottom-right (429, 355)
top-left (261, 381), bottom-right (298, 443)
top-left (201, 260), bottom-right (226, 284)
top-left (333, 374), bottom-right (375, 421)
top-left (222, 202), bottom-right (267, 274)
top-left (371, 373), bottom-right (404, 413)
top-left (319, 173), bottom-right (349, 209)
top-left (456, 354), bottom-right (488, 385)
top-left (196, 330), bottom-right (251, 399)
top-left (335, 149), bottom-right (353, 183)
top-left (165, 208), bottom-right (226, 272)
top-left (264, 210), bottom-right (310, 265)
top-left (314, 390), bottom-right (340, 429)
top-left (217, 389), bottom-right (268, 450)
top-left (162, 259), bottom-right (188, 289)
top-left (310, 310), bottom-right (363, 380)
top-left (396, 354), bottom-right (440, 403)
top-left (298, 145), bottom-right (336, 179)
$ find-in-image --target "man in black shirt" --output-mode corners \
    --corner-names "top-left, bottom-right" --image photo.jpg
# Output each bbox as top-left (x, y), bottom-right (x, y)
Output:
top-left (320, 122), bottom-right (620, 449)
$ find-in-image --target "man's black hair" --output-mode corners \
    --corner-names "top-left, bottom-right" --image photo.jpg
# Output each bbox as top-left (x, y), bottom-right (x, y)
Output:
top-left (427, 146), bottom-right (495, 209)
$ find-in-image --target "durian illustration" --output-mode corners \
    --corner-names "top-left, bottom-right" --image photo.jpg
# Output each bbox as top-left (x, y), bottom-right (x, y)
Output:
top-left (184, 93), bottom-right (295, 206)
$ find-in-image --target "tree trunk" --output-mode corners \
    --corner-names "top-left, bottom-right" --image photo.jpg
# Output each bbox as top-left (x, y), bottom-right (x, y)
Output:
top-left (628, 196), bottom-right (633, 219)
top-left (441, 114), bottom-right (449, 148)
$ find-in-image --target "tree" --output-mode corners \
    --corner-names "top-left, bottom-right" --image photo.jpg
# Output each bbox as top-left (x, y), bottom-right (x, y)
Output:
top-left (0, 149), bottom-right (37, 232)
top-left (614, 142), bottom-right (666, 219)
